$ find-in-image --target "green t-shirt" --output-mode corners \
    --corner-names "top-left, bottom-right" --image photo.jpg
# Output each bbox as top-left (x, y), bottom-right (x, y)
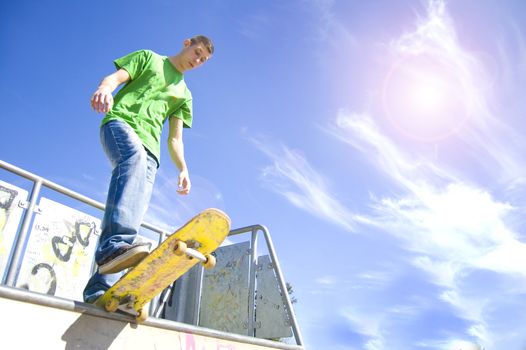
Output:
top-left (101, 49), bottom-right (193, 164)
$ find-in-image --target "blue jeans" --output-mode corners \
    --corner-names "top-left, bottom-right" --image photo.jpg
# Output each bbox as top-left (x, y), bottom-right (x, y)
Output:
top-left (83, 120), bottom-right (158, 303)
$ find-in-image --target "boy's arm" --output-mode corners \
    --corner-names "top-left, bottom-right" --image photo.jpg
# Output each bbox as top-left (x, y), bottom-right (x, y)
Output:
top-left (168, 116), bottom-right (191, 195)
top-left (91, 68), bottom-right (130, 113)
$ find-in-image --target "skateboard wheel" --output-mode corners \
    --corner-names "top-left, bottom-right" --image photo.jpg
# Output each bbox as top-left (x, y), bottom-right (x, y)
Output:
top-left (174, 241), bottom-right (187, 256)
top-left (202, 254), bottom-right (216, 269)
top-left (105, 297), bottom-right (119, 313)
top-left (136, 308), bottom-right (148, 323)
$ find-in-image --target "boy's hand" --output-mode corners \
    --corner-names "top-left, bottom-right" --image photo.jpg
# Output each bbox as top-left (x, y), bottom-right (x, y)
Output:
top-left (91, 86), bottom-right (114, 113)
top-left (90, 69), bottom-right (130, 113)
top-left (177, 170), bottom-right (191, 195)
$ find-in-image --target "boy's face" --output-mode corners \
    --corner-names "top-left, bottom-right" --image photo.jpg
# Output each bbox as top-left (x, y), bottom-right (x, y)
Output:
top-left (180, 40), bottom-right (212, 71)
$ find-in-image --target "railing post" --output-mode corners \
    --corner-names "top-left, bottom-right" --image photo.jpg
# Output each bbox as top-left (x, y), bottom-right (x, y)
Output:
top-left (247, 227), bottom-right (258, 336)
top-left (260, 226), bottom-right (304, 346)
top-left (4, 179), bottom-right (42, 286)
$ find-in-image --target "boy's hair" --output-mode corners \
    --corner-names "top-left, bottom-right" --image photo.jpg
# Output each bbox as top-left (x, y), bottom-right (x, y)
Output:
top-left (190, 35), bottom-right (214, 55)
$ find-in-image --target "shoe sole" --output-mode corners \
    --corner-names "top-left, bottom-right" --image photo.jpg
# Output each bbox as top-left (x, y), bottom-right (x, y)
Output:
top-left (99, 247), bottom-right (149, 274)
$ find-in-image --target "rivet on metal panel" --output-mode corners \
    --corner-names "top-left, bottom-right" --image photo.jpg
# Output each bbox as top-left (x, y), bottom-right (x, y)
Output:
top-left (256, 321), bottom-right (262, 329)
top-left (34, 206), bottom-right (42, 214)
top-left (267, 263), bottom-right (273, 269)
top-left (17, 200), bottom-right (28, 209)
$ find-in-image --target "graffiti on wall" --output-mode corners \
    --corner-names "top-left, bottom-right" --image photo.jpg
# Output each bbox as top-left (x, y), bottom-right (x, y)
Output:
top-left (16, 197), bottom-right (100, 300)
top-left (0, 180), bottom-right (28, 281)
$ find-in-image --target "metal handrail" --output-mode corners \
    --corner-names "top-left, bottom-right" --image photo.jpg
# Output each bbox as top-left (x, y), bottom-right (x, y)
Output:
top-left (0, 285), bottom-right (304, 350)
top-left (0, 159), bottom-right (303, 346)
top-left (229, 225), bottom-right (304, 346)
top-left (0, 159), bottom-right (170, 286)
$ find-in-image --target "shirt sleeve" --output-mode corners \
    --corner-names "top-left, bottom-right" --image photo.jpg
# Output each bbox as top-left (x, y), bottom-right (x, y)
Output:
top-left (113, 50), bottom-right (151, 80)
top-left (171, 99), bottom-right (193, 128)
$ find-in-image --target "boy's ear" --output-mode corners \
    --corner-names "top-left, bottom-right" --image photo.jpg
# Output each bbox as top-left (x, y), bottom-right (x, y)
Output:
top-left (183, 39), bottom-right (192, 48)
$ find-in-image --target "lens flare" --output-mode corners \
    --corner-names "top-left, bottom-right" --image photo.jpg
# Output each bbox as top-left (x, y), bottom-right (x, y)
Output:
top-left (382, 54), bottom-right (470, 141)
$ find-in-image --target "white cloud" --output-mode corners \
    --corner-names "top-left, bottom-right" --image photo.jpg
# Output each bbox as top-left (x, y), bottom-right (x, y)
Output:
top-left (315, 275), bottom-right (337, 285)
top-left (251, 0), bottom-right (526, 348)
top-left (249, 135), bottom-right (368, 232)
top-left (341, 307), bottom-right (384, 349)
top-left (417, 338), bottom-right (484, 350)
top-left (327, 111), bottom-right (456, 191)
top-left (447, 340), bottom-right (484, 350)
top-left (323, 1), bottom-right (526, 347)
top-left (390, 0), bottom-right (526, 183)
top-left (301, 0), bottom-right (359, 50)
top-left (327, 109), bottom-right (522, 347)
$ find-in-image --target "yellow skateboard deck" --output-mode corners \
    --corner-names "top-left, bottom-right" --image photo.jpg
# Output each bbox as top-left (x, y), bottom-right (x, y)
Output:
top-left (96, 208), bottom-right (231, 322)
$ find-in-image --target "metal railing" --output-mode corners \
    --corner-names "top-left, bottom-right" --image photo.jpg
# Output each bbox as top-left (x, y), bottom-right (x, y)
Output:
top-left (0, 159), bottom-right (303, 346)
top-left (0, 284), bottom-right (303, 350)
top-left (229, 225), bottom-right (304, 344)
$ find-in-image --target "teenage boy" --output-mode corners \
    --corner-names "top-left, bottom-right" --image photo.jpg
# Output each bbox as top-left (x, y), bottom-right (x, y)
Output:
top-left (83, 35), bottom-right (214, 303)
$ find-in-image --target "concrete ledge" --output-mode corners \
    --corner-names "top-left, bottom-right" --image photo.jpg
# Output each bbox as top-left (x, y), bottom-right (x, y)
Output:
top-left (0, 285), bottom-right (304, 350)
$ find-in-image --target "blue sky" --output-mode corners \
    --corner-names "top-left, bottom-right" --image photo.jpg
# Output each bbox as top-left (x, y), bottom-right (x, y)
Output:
top-left (2, 0), bottom-right (526, 349)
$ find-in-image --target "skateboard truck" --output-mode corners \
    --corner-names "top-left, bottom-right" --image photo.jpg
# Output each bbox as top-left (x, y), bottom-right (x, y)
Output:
top-left (121, 294), bottom-right (137, 310)
top-left (104, 294), bottom-right (138, 314)
top-left (174, 240), bottom-right (216, 269)
top-left (104, 294), bottom-right (149, 321)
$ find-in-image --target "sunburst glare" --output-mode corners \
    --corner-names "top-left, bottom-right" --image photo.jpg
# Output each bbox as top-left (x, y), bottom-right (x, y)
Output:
top-left (382, 54), bottom-right (469, 142)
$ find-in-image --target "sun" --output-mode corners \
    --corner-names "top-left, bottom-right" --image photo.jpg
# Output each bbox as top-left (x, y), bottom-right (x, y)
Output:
top-left (382, 54), bottom-right (469, 141)
top-left (410, 75), bottom-right (448, 113)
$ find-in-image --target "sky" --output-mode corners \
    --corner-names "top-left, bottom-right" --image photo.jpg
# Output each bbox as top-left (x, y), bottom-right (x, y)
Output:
top-left (2, 0), bottom-right (526, 349)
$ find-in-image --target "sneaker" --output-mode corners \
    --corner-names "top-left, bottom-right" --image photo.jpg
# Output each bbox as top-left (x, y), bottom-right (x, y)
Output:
top-left (98, 242), bottom-right (151, 274)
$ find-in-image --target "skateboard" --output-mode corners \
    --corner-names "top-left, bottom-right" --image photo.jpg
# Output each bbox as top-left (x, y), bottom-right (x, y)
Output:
top-left (96, 208), bottom-right (231, 322)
